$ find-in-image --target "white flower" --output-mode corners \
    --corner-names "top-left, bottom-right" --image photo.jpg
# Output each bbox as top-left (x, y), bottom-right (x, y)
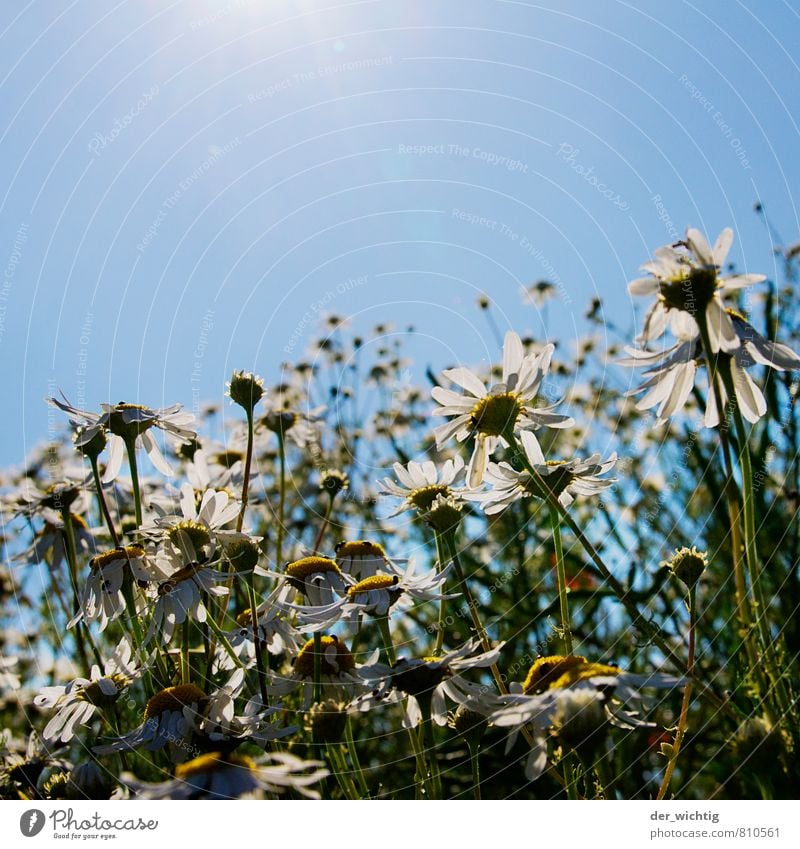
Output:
top-left (122, 751), bottom-right (327, 799)
top-left (143, 562), bottom-right (229, 646)
top-left (34, 638), bottom-right (142, 743)
top-left (432, 331), bottom-right (573, 486)
top-left (292, 556), bottom-right (454, 632)
top-left (214, 584), bottom-right (300, 673)
top-left (278, 555), bottom-right (349, 607)
top-left (267, 635), bottom-right (377, 708)
top-left (69, 543), bottom-right (167, 632)
top-left (467, 430), bottom-right (617, 513)
top-left (0, 655), bottom-right (20, 691)
top-left (377, 457), bottom-right (465, 517)
top-left (621, 311), bottom-right (800, 427)
top-left (353, 638), bottom-right (504, 727)
top-left (48, 397), bottom-right (196, 482)
top-left (628, 227), bottom-right (765, 353)
top-left (489, 655), bottom-right (684, 780)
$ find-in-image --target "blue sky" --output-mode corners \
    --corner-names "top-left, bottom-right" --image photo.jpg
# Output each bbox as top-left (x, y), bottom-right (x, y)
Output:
top-left (1, 0), bottom-right (798, 467)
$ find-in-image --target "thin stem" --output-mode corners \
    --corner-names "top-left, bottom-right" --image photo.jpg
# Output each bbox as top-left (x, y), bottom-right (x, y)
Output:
top-left (276, 430), bottom-right (287, 565)
top-left (377, 616), bottom-right (396, 666)
top-left (59, 509), bottom-right (95, 674)
top-left (657, 586), bottom-right (697, 800)
top-left (420, 711), bottom-right (443, 799)
top-left (468, 742), bottom-right (481, 800)
top-left (204, 614), bottom-right (245, 669)
top-left (326, 744), bottom-right (359, 799)
top-left (247, 579), bottom-right (269, 707)
top-left (433, 531), bottom-right (448, 655)
top-left (123, 437), bottom-right (144, 530)
top-left (550, 504), bottom-right (573, 654)
top-left (313, 632), bottom-right (323, 703)
top-left (90, 457), bottom-right (120, 547)
top-left (344, 718), bottom-right (370, 798)
top-left (181, 619), bottom-right (191, 686)
top-left (313, 493), bottom-right (335, 554)
top-left (236, 410), bottom-right (255, 533)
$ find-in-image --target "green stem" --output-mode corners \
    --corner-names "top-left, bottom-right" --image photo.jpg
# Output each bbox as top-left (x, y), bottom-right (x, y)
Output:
top-left (550, 504), bottom-right (573, 654)
top-left (344, 718), bottom-right (370, 798)
top-left (419, 708), bottom-right (442, 799)
top-left (313, 632), bottom-right (323, 703)
top-left (276, 430), bottom-right (287, 565)
top-left (313, 492), bottom-right (335, 554)
top-left (657, 586), bottom-right (697, 800)
top-left (377, 615), bottom-right (396, 666)
top-left (236, 410), bottom-right (254, 533)
top-left (326, 744), bottom-right (359, 799)
top-left (468, 742), bottom-right (481, 800)
top-left (181, 619), bottom-right (191, 685)
top-left (123, 437), bottom-right (144, 530)
top-left (205, 614), bottom-right (245, 669)
top-left (60, 508), bottom-right (98, 673)
top-left (433, 531), bottom-right (448, 654)
top-left (90, 457), bottom-right (120, 547)
top-left (247, 579), bottom-right (269, 707)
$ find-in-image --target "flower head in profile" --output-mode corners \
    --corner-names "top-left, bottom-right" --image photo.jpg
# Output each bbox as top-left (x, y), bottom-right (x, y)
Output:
top-left (489, 655), bottom-right (684, 780)
top-left (378, 456), bottom-right (465, 517)
top-left (33, 638), bottom-right (143, 743)
top-left (48, 396), bottom-right (196, 482)
top-left (432, 331), bottom-right (573, 486)
top-left (353, 638), bottom-right (503, 728)
top-left (122, 751), bottom-right (327, 799)
top-left (628, 227), bottom-right (765, 353)
top-left (467, 430), bottom-right (617, 513)
top-left (620, 309), bottom-right (800, 427)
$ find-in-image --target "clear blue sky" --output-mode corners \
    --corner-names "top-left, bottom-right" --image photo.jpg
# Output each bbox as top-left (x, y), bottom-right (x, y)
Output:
top-left (1, 0), bottom-right (798, 467)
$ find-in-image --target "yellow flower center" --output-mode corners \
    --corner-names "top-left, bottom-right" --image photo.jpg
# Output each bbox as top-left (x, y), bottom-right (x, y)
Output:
top-left (336, 540), bottom-right (386, 559)
top-left (549, 662), bottom-right (620, 689)
top-left (167, 520), bottom-right (211, 554)
top-left (90, 543), bottom-right (145, 571)
top-left (175, 752), bottom-right (255, 779)
top-left (286, 556), bottom-right (341, 581)
top-left (144, 684), bottom-right (206, 719)
top-left (522, 655), bottom-right (588, 694)
top-left (407, 484), bottom-right (449, 512)
top-left (212, 450), bottom-right (244, 468)
top-left (294, 635), bottom-right (355, 678)
top-left (157, 561), bottom-right (206, 595)
top-left (347, 575), bottom-right (399, 596)
top-left (78, 674), bottom-right (128, 707)
top-left (469, 391), bottom-right (522, 437)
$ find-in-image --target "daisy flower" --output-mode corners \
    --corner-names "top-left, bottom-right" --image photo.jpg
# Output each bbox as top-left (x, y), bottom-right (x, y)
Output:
top-left (628, 227), bottom-right (765, 353)
top-left (354, 638), bottom-right (504, 728)
top-left (143, 561), bottom-right (229, 646)
top-left (214, 584), bottom-right (300, 673)
top-left (280, 555), bottom-right (349, 607)
top-left (34, 638), bottom-right (142, 744)
top-left (48, 396), bottom-right (196, 482)
top-left (377, 457), bottom-right (465, 517)
top-left (122, 750), bottom-right (327, 799)
top-left (0, 656), bottom-right (20, 691)
top-left (69, 543), bottom-right (169, 632)
top-left (292, 556), bottom-right (454, 632)
top-left (621, 310), bottom-right (800, 427)
top-left (489, 654), bottom-right (684, 780)
top-left (467, 430), bottom-right (617, 513)
top-left (432, 331), bottom-right (573, 486)
top-left (267, 635), bottom-right (378, 707)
